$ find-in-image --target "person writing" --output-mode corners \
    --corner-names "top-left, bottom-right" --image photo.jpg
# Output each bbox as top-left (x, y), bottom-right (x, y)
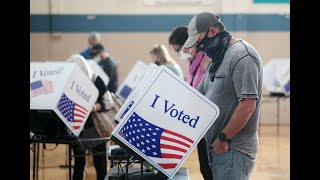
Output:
top-left (67, 56), bottom-right (107, 180)
top-left (184, 12), bottom-right (263, 180)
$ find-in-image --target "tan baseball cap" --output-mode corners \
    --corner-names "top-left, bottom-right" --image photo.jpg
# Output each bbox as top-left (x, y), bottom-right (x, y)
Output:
top-left (183, 12), bottom-right (224, 48)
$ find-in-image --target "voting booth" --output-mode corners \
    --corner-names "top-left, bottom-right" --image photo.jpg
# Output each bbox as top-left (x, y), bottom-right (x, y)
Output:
top-left (263, 58), bottom-right (290, 96)
top-left (87, 59), bottom-right (110, 88)
top-left (115, 61), bottom-right (148, 102)
top-left (111, 64), bottom-right (220, 178)
top-left (30, 58), bottom-right (99, 137)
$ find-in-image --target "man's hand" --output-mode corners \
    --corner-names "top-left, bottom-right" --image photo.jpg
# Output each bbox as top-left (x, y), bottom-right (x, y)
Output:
top-left (92, 103), bottom-right (101, 112)
top-left (210, 139), bottom-right (228, 154)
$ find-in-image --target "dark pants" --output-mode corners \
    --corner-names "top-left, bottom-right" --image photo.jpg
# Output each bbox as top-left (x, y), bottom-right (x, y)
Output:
top-left (197, 138), bottom-right (213, 180)
top-left (72, 141), bottom-right (107, 180)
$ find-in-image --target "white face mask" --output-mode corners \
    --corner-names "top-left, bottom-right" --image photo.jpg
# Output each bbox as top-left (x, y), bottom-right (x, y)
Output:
top-left (178, 49), bottom-right (193, 61)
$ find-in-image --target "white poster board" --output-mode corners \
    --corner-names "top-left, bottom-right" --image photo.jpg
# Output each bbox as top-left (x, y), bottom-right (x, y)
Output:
top-left (114, 63), bottom-right (159, 122)
top-left (30, 62), bottom-right (99, 136)
top-left (116, 61), bottom-right (148, 102)
top-left (276, 60), bottom-right (290, 96)
top-left (112, 65), bottom-right (220, 178)
top-left (87, 60), bottom-right (110, 87)
top-left (263, 58), bottom-right (290, 96)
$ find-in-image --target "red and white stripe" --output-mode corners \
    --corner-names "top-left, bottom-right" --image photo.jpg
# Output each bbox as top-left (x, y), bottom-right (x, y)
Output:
top-left (69, 103), bottom-right (88, 129)
top-left (156, 129), bottom-right (194, 169)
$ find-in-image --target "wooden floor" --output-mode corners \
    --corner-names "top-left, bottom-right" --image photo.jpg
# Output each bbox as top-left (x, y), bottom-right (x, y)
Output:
top-left (30, 125), bottom-right (290, 180)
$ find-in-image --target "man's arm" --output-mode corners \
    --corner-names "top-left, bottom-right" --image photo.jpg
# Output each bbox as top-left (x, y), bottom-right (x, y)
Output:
top-left (223, 98), bottom-right (256, 139)
top-left (211, 98), bottom-right (256, 153)
top-left (211, 55), bottom-right (260, 154)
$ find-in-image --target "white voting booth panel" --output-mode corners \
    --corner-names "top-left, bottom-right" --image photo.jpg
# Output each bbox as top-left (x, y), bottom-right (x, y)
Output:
top-left (114, 63), bottom-right (159, 122)
top-left (30, 62), bottom-right (99, 136)
top-left (116, 61), bottom-right (148, 102)
top-left (263, 58), bottom-right (290, 96)
top-left (276, 60), bottom-right (290, 96)
top-left (87, 60), bottom-right (110, 87)
top-left (112, 65), bottom-right (220, 178)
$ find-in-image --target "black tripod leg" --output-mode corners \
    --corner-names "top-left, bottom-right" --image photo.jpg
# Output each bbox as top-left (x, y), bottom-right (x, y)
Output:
top-left (125, 150), bottom-right (130, 180)
top-left (140, 159), bottom-right (143, 180)
top-left (32, 142), bottom-right (36, 180)
top-left (69, 144), bottom-right (72, 180)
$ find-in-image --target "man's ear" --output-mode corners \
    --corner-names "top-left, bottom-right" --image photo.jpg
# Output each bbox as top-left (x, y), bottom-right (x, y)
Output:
top-left (208, 27), bottom-right (219, 37)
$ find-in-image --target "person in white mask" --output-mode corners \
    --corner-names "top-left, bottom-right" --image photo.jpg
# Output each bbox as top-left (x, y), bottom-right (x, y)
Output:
top-left (177, 47), bottom-right (194, 61)
top-left (169, 26), bottom-right (211, 89)
top-left (149, 44), bottom-right (184, 78)
top-left (169, 26), bottom-right (212, 180)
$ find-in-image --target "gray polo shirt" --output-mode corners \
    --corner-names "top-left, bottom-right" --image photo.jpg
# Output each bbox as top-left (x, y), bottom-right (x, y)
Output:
top-left (198, 40), bottom-right (263, 159)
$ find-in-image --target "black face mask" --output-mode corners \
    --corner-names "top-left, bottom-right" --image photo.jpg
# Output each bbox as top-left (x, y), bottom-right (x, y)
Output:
top-left (198, 30), bottom-right (231, 82)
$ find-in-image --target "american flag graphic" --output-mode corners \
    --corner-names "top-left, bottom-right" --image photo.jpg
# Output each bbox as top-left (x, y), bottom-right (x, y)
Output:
top-left (30, 80), bottom-right (53, 97)
top-left (57, 93), bottom-right (88, 130)
top-left (118, 112), bottom-right (194, 169)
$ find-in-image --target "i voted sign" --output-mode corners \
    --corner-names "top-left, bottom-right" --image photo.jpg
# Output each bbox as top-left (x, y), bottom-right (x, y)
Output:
top-left (115, 63), bottom-right (159, 123)
top-left (116, 61), bottom-right (148, 101)
top-left (30, 62), bottom-right (98, 136)
top-left (112, 65), bottom-right (220, 178)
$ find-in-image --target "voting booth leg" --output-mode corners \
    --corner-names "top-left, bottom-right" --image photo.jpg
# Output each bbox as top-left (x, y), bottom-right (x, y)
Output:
top-left (140, 158), bottom-right (143, 180)
top-left (32, 142), bottom-right (40, 180)
top-left (125, 150), bottom-right (130, 180)
top-left (36, 142), bottom-right (40, 180)
top-left (42, 144), bottom-right (45, 179)
top-left (32, 142), bottom-right (36, 180)
top-left (277, 97), bottom-right (280, 136)
top-left (69, 144), bottom-right (72, 180)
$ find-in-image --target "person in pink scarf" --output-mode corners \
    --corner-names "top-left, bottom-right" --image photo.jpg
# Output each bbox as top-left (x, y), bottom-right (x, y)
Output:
top-left (169, 26), bottom-right (211, 89)
top-left (169, 26), bottom-right (212, 180)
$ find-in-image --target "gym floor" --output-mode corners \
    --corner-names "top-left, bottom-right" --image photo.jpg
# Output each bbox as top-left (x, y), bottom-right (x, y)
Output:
top-left (30, 125), bottom-right (290, 180)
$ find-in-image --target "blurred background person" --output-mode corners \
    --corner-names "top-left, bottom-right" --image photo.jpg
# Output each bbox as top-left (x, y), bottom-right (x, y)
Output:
top-left (90, 43), bottom-right (119, 93)
top-left (169, 26), bottom-right (211, 89)
top-left (68, 56), bottom-right (107, 180)
top-left (80, 31), bottom-right (101, 59)
top-left (169, 26), bottom-right (212, 180)
top-left (149, 44), bottom-right (184, 78)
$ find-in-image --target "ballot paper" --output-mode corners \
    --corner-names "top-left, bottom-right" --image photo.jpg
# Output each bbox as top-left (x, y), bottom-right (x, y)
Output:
top-left (112, 65), bottom-right (220, 178)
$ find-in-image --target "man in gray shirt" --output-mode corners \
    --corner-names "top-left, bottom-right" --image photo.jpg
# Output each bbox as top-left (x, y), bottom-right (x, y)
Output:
top-left (183, 12), bottom-right (263, 180)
